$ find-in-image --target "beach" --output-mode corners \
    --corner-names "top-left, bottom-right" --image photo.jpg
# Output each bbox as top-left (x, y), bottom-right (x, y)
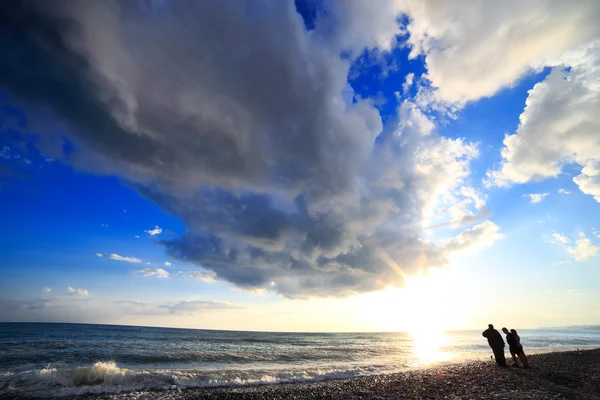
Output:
top-left (2, 324), bottom-right (600, 399)
top-left (76, 349), bottom-right (600, 400)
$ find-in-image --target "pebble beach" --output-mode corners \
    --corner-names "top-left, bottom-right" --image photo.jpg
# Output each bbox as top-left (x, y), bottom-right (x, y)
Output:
top-left (77, 349), bottom-right (600, 400)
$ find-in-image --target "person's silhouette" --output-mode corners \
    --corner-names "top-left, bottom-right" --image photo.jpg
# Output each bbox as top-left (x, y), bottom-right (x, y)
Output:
top-left (503, 328), bottom-right (529, 368)
top-left (482, 324), bottom-right (507, 367)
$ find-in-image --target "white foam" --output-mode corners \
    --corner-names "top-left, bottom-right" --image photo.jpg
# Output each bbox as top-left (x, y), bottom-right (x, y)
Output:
top-left (0, 361), bottom-right (404, 398)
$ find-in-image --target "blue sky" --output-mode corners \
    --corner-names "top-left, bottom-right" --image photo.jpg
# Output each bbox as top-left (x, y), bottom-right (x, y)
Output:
top-left (1, 0), bottom-right (599, 332)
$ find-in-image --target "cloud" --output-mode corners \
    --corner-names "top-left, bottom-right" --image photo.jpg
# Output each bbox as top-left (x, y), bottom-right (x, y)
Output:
top-left (97, 253), bottom-right (143, 263)
top-left (558, 188), bottom-right (571, 195)
top-left (566, 232), bottom-right (598, 261)
top-left (0, 0), bottom-right (493, 298)
top-left (42, 287), bottom-right (51, 293)
top-left (134, 235), bottom-right (140, 239)
top-left (110, 253), bottom-right (143, 263)
top-left (314, 0), bottom-right (404, 56)
top-left (442, 220), bottom-right (504, 254)
top-left (113, 299), bottom-right (157, 315)
top-left (114, 300), bottom-right (151, 306)
top-left (399, 2), bottom-right (600, 203)
top-left (549, 231), bottom-right (599, 261)
top-left (164, 261), bottom-right (172, 267)
top-left (134, 268), bottom-right (169, 279)
top-left (23, 298), bottom-right (53, 310)
top-left (486, 42), bottom-right (600, 202)
top-left (0, 298), bottom-right (56, 312)
top-left (552, 260), bottom-right (572, 266)
top-left (159, 300), bottom-right (239, 314)
top-left (67, 287), bottom-right (89, 296)
top-left (145, 225), bottom-right (163, 236)
top-left (181, 271), bottom-right (217, 284)
top-left (573, 160), bottom-right (600, 202)
top-left (398, 0), bottom-right (600, 105)
top-left (0, 298), bottom-right (54, 311)
top-left (402, 73), bottom-right (415, 95)
top-left (523, 193), bottom-right (549, 204)
top-left (548, 232), bottom-right (570, 245)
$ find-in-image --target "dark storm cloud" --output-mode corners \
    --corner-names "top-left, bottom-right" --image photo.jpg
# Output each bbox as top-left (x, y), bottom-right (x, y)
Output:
top-left (0, 0), bottom-right (496, 297)
top-left (1, 0), bottom-right (380, 197)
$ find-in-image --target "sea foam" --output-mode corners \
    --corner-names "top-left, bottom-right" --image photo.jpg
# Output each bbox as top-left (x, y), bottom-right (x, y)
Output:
top-left (0, 361), bottom-right (401, 398)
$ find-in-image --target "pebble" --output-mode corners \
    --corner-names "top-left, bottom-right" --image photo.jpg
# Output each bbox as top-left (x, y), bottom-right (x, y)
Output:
top-left (26, 349), bottom-right (600, 400)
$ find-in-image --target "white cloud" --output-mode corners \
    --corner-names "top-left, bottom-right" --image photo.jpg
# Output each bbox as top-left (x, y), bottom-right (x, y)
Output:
top-left (398, 0), bottom-right (600, 104)
top-left (134, 268), bottom-right (169, 279)
top-left (558, 188), bottom-right (571, 195)
top-left (164, 261), bottom-right (172, 267)
top-left (0, 146), bottom-right (10, 159)
top-left (182, 271), bottom-right (217, 283)
top-left (397, 100), bottom-right (435, 136)
top-left (524, 193), bottom-right (549, 204)
top-left (414, 137), bottom-right (480, 221)
top-left (460, 187), bottom-right (486, 211)
top-left (315, 0), bottom-right (404, 55)
top-left (548, 232), bottom-right (570, 244)
top-left (42, 287), bottom-right (51, 293)
top-left (108, 253), bottom-right (142, 263)
top-left (159, 300), bottom-right (238, 314)
top-left (398, 2), bottom-right (600, 203)
top-left (145, 225), bottom-right (163, 236)
top-left (573, 160), bottom-right (600, 202)
top-left (549, 231), bottom-right (599, 261)
top-left (552, 260), bottom-right (572, 266)
top-left (435, 186), bottom-right (489, 229)
top-left (98, 252), bottom-right (144, 263)
top-left (486, 42), bottom-right (600, 201)
top-left (567, 232), bottom-right (598, 261)
top-left (402, 72), bottom-right (415, 95)
top-left (67, 287), bottom-right (89, 296)
top-left (134, 235), bottom-right (140, 239)
top-left (443, 220), bottom-right (504, 254)
top-left (115, 299), bottom-right (151, 306)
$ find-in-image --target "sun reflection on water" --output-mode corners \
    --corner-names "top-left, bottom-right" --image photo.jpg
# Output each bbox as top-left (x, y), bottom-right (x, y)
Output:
top-left (410, 329), bottom-right (453, 365)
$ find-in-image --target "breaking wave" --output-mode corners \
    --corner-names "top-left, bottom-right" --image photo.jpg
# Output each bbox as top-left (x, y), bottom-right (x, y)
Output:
top-left (0, 361), bottom-right (403, 398)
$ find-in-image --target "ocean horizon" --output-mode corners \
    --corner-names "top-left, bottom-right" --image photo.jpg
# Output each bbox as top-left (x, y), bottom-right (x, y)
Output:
top-left (2, 322), bottom-right (599, 398)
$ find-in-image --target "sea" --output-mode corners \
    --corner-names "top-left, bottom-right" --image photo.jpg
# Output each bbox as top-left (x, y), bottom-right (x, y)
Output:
top-left (1, 323), bottom-right (599, 398)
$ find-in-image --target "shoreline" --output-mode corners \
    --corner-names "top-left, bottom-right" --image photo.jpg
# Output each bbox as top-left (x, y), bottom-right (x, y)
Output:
top-left (78, 348), bottom-right (600, 400)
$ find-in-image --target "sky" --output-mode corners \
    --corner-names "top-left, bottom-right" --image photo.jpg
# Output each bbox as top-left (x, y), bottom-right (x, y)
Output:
top-left (1, 0), bottom-right (599, 332)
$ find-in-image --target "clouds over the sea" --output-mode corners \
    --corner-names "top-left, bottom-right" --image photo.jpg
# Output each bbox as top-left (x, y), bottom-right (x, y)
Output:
top-left (1, 0), bottom-right (507, 297)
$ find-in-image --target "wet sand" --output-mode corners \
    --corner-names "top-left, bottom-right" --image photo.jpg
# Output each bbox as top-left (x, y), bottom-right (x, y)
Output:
top-left (74, 349), bottom-right (600, 399)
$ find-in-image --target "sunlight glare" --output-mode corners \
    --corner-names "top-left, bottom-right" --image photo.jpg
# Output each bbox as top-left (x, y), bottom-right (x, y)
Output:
top-left (356, 264), bottom-right (474, 363)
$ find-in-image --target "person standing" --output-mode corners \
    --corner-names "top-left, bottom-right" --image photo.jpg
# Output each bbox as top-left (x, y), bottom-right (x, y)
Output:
top-left (482, 324), bottom-right (507, 367)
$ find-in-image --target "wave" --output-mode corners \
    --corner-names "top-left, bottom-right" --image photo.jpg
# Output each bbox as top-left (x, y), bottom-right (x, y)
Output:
top-left (0, 361), bottom-right (404, 398)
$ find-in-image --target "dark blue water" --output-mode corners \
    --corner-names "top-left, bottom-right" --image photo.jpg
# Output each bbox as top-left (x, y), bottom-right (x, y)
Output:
top-left (1, 323), bottom-right (599, 397)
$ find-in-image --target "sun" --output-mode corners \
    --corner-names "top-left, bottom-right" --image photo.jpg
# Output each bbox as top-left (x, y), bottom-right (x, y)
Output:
top-left (359, 270), bottom-right (468, 331)
top-left (356, 268), bottom-right (473, 363)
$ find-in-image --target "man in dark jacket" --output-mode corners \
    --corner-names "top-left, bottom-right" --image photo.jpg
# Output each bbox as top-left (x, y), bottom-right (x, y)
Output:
top-left (482, 324), bottom-right (507, 367)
